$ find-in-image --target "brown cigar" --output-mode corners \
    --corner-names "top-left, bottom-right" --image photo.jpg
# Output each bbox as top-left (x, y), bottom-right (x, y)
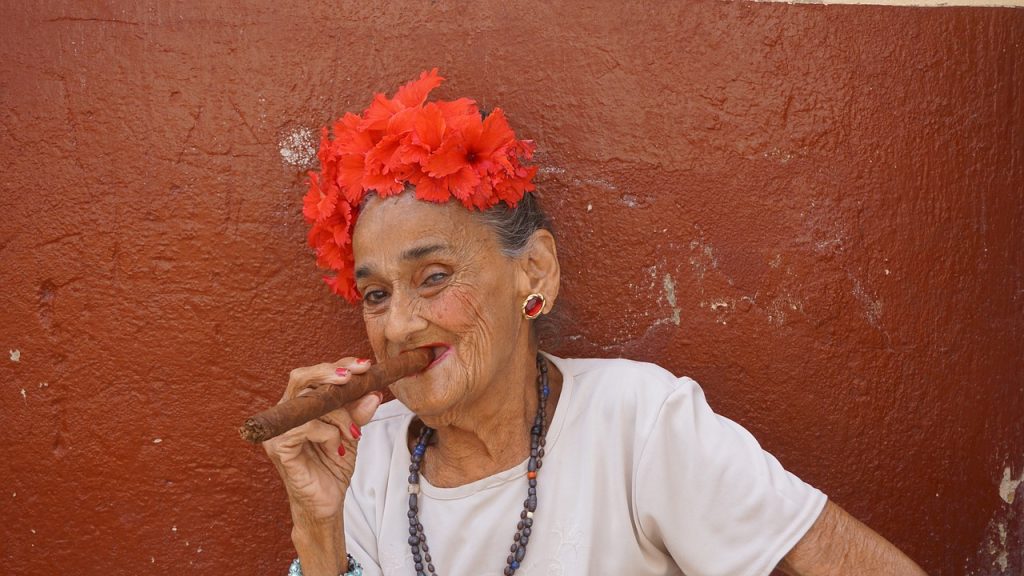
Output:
top-left (239, 348), bottom-right (434, 444)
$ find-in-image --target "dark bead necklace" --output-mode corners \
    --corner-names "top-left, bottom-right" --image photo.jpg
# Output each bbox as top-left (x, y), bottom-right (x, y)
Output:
top-left (407, 354), bottom-right (550, 576)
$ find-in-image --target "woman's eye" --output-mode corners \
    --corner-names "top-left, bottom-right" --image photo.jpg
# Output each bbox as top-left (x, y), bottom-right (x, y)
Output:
top-left (423, 272), bottom-right (448, 286)
top-left (363, 290), bottom-right (388, 305)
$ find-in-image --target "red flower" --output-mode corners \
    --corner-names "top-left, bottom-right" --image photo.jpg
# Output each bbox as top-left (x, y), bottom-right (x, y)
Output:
top-left (302, 69), bottom-right (537, 304)
top-left (323, 271), bottom-right (360, 303)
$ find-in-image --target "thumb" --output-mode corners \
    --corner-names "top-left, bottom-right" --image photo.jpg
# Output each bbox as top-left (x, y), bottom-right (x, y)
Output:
top-left (348, 391), bottom-right (384, 427)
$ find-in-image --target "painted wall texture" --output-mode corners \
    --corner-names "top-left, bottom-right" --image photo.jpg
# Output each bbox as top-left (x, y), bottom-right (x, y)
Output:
top-left (1, 2), bottom-right (1021, 574)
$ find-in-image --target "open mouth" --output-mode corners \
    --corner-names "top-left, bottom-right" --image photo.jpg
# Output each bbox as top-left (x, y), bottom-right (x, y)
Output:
top-left (421, 343), bottom-right (452, 369)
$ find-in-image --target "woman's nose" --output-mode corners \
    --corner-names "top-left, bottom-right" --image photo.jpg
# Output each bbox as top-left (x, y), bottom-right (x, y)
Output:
top-left (382, 290), bottom-right (429, 344)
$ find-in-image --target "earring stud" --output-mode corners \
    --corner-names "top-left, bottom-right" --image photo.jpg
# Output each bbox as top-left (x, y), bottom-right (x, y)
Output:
top-left (522, 293), bottom-right (546, 319)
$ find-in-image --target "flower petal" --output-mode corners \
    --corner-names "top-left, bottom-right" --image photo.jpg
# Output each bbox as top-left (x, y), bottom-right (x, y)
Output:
top-left (361, 93), bottom-right (403, 131)
top-left (424, 137), bottom-right (467, 178)
top-left (410, 172), bottom-right (451, 203)
top-left (475, 108), bottom-right (516, 156)
top-left (394, 68), bottom-right (444, 108)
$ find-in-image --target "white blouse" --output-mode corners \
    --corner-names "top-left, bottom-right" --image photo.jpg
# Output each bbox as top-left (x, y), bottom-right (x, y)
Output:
top-left (344, 354), bottom-right (826, 576)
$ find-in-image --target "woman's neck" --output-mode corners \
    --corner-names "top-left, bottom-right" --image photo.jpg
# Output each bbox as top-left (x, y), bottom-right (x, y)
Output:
top-left (414, 351), bottom-right (562, 488)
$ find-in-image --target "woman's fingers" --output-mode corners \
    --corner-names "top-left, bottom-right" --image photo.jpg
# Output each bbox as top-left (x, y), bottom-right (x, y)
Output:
top-left (280, 357), bottom-right (374, 403)
top-left (344, 356), bottom-right (374, 375)
top-left (347, 391), bottom-right (384, 427)
top-left (314, 390), bottom-right (382, 448)
top-left (266, 417), bottom-right (341, 458)
top-left (264, 357), bottom-right (380, 488)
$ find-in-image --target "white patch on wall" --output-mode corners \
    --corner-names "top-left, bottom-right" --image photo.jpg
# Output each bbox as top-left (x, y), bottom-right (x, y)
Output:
top-left (850, 276), bottom-right (883, 328)
top-left (1000, 466), bottom-right (1022, 505)
top-left (279, 128), bottom-right (317, 169)
top-left (9, 349), bottom-right (20, 362)
top-left (967, 464), bottom-right (1023, 575)
top-left (537, 167), bottom-right (565, 175)
top-left (537, 165), bottom-right (617, 192)
top-left (662, 274), bottom-right (681, 326)
top-left (688, 239), bottom-right (720, 282)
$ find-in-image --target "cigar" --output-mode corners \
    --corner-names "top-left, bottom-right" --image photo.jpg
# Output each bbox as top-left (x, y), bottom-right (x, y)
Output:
top-left (239, 348), bottom-right (434, 444)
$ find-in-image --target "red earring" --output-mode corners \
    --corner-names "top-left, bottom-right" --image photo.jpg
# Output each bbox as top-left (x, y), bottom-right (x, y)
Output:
top-left (522, 293), bottom-right (546, 319)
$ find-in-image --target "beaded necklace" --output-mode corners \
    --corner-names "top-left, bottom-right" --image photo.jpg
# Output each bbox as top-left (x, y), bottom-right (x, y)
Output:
top-left (406, 354), bottom-right (550, 576)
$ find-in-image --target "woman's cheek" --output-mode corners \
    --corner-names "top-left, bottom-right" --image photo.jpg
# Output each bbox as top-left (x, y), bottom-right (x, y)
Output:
top-left (436, 287), bottom-right (496, 381)
top-left (430, 285), bottom-right (488, 335)
top-left (363, 315), bottom-right (386, 355)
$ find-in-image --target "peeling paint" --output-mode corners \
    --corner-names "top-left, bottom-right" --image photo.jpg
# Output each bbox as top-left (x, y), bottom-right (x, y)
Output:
top-left (538, 165), bottom-right (616, 192)
top-left (1000, 466), bottom-right (1022, 505)
top-left (850, 276), bottom-right (883, 327)
top-left (688, 239), bottom-right (720, 282)
top-left (762, 147), bottom-right (796, 163)
top-left (967, 464), bottom-right (1023, 575)
top-left (9, 349), bottom-right (20, 362)
top-left (278, 127), bottom-right (316, 168)
top-left (662, 274), bottom-right (681, 325)
top-left (971, 511), bottom-right (1013, 574)
top-left (707, 297), bottom-right (734, 325)
top-left (537, 166), bottom-right (565, 175)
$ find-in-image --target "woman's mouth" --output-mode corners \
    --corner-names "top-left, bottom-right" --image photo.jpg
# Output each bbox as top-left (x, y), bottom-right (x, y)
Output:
top-left (421, 343), bottom-right (452, 369)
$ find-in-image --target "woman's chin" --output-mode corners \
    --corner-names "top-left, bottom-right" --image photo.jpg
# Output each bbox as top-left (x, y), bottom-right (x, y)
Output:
top-left (393, 369), bottom-right (454, 415)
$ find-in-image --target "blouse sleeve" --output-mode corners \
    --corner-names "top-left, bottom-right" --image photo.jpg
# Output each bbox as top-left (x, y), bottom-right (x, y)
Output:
top-left (633, 377), bottom-right (827, 576)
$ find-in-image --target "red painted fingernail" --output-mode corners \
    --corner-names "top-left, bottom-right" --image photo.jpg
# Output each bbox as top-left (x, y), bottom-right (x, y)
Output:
top-left (337, 444), bottom-right (345, 457)
top-left (350, 423), bottom-right (361, 439)
top-left (356, 358), bottom-right (371, 365)
top-left (335, 368), bottom-right (350, 377)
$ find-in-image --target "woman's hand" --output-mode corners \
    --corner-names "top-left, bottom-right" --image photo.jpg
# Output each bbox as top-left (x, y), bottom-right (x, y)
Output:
top-left (262, 356), bottom-right (382, 526)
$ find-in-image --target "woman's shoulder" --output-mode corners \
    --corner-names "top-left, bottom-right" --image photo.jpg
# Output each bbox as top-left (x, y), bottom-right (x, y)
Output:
top-left (549, 354), bottom-right (695, 389)
top-left (546, 354), bottom-right (702, 413)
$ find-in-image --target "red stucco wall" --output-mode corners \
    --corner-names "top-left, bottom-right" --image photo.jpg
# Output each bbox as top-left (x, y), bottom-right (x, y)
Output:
top-left (1, 2), bottom-right (1021, 574)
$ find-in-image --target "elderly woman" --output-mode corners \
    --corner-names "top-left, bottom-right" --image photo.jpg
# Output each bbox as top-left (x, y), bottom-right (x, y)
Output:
top-left (263, 70), bottom-right (926, 576)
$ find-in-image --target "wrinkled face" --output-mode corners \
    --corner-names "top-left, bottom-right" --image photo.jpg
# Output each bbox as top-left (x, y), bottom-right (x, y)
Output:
top-left (352, 193), bottom-right (527, 419)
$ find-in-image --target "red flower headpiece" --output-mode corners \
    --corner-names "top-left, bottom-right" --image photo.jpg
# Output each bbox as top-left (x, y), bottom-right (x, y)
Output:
top-left (301, 68), bottom-right (538, 303)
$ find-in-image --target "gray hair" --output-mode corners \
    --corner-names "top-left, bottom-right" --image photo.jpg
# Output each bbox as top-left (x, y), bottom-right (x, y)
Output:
top-left (474, 192), bottom-right (552, 257)
top-left (477, 192), bottom-right (561, 344)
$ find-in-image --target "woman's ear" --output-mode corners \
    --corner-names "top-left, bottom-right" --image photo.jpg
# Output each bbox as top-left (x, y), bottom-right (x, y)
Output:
top-left (518, 229), bottom-right (560, 315)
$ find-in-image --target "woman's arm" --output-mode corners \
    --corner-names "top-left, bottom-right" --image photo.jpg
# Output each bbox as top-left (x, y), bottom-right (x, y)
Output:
top-left (291, 513), bottom-right (347, 576)
top-left (777, 501), bottom-right (928, 575)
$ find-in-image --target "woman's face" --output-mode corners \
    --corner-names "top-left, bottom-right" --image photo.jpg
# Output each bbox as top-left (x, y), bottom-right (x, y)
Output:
top-left (352, 193), bottom-right (530, 421)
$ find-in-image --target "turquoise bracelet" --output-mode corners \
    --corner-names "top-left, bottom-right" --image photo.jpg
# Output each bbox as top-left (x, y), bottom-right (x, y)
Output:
top-left (287, 555), bottom-right (363, 576)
